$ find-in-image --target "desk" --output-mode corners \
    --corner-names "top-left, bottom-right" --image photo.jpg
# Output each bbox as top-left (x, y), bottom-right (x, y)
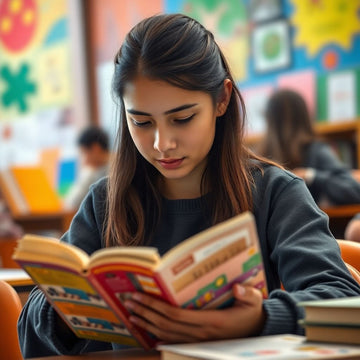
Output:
top-left (29, 348), bottom-right (160, 360)
top-left (13, 210), bottom-right (75, 236)
top-left (321, 204), bottom-right (360, 238)
top-left (0, 268), bottom-right (34, 305)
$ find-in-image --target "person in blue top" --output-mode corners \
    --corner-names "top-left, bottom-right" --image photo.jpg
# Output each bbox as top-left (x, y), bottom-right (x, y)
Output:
top-left (257, 89), bottom-right (360, 207)
top-left (18, 13), bottom-right (360, 358)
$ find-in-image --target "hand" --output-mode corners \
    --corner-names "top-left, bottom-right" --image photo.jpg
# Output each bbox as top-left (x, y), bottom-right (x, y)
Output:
top-left (124, 284), bottom-right (266, 344)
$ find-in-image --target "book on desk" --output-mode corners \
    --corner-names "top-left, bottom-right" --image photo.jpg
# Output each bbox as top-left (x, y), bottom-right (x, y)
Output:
top-left (157, 334), bottom-right (360, 360)
top-left (298, 296), bottom-right (360, 345)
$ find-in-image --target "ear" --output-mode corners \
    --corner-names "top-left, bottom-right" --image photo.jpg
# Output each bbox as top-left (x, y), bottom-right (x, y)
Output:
top-left (216, 79), bottom-right (232, 117)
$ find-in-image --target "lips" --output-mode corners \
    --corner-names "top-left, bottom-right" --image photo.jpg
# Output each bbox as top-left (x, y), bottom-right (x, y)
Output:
top-left (158, 158), bottom-right (184, 169)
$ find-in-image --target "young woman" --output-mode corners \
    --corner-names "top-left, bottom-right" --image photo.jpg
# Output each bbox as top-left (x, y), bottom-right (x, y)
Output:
top-left (257, 89), bottom-right (360, 206)
top-left (18, 14), bottom-right (360, 358)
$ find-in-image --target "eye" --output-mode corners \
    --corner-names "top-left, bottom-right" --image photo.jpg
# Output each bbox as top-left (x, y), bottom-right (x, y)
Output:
top-left (174, 114), bottom-right (195, 124)
top-left (131, 118), bottom-right (151, 127)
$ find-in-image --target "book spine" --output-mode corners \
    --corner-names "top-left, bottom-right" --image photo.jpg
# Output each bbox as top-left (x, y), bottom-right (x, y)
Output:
top-left (154, 272), bottom-right (178, 305)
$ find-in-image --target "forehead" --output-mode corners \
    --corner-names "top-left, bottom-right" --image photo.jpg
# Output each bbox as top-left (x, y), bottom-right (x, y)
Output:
top-left (123, 76), bottom-right (213, 114)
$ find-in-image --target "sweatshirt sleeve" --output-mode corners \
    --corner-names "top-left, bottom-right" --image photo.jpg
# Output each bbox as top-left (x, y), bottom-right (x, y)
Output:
top-left (254, 168), bottom-right (360, 336)
top-left (306, 143), bottom-right (360, 205)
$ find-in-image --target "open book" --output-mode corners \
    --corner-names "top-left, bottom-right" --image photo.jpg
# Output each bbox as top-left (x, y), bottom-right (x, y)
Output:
top-left (158, 334), bottom-right (360, 360)
top-left (12, 211), bottom-right (267, 350)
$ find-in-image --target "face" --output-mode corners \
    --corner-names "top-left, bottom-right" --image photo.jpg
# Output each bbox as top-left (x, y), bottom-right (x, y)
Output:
top-left (80, 144), bottom-right (103, 168)
top-left (123, 76), bottom-right (231, 199)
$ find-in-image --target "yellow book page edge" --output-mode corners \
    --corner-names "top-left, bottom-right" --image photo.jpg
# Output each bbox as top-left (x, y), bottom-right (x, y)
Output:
top-left (13, 234), bottom-right (89, 273)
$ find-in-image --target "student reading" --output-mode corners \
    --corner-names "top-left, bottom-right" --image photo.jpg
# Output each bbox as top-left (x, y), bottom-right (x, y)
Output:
top-left (257, 89), bottom-right (360, 206)
top-left (18, 14), bottom-right (360, 357)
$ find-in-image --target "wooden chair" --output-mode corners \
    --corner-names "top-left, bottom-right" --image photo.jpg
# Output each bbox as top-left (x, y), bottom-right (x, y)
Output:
top-left (0, 279), bottom-right (23, 359)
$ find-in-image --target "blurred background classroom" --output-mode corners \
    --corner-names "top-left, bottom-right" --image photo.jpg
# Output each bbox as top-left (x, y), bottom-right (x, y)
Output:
top-left (1, 0), bottom-right (360, 269)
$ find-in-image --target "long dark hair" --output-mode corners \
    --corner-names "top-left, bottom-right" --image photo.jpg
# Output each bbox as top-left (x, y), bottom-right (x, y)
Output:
top-left (105, 13), bottom-right (263, 247)
top-left (258, 89), bottom-right (315, 169)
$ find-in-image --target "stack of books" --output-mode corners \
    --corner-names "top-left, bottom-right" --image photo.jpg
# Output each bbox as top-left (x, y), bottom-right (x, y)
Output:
top-left (298, 296), bottom-right (360, 345)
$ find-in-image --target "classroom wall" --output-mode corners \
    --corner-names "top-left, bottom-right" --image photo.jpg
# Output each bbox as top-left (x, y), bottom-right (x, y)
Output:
top-left (0, 0), bottom-right (89, 196)
top-left (1, 0), bottom-right (360, 197)
top-left (87, 0), bottom-right (360, 141)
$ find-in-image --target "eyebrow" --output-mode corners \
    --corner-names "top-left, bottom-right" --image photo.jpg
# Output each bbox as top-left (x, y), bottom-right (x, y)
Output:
top-left (126, 103), bottom-right (198, 116)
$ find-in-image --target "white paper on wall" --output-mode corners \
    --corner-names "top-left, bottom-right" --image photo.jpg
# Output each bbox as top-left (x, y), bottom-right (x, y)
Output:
top-left (328, 71), bottom-right (356, 122)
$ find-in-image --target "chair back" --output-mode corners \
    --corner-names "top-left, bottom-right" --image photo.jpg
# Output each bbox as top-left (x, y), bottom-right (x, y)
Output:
top-left (0, 280), bottom-right (23, 359)
top-left (0, 237), bottom-right (20, 268)
top-left (345, 263), bottom-right (360, 285)
top-left (337, 239), bottom-right (360, 271)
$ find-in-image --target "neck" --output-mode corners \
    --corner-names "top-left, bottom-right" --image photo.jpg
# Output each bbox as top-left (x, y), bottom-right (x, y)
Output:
top-left (159, 177), bottom-right (202, 200)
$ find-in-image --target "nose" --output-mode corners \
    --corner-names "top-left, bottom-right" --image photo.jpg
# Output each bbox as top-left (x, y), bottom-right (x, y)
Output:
top-left (153, 126), bottom-right (176, 153)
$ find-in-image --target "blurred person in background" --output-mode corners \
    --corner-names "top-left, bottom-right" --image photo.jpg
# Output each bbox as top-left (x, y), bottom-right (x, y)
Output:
top-left (64, 126), bottom-right (111, 211)
top-left (0, 196), bottom-right (23, 239)
top-left (345, 214), bottom-right (360, 243)
top-left (256, 89), bottom-right (360, 207)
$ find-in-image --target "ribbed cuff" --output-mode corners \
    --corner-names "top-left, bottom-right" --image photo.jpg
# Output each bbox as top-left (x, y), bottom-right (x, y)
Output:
top-left (260, 297), bottom-right (304, 336)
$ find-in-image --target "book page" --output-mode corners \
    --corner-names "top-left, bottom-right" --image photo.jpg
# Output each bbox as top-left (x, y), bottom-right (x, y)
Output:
top-left (19, 260), bottom-right (140, 347)
top-left (158, 334), bottom-right (360, 359)
top-left (13, 235), bottom-right (89, 273)
top-left (157, 212), bottom-right (267, 308)
top-left (88, 246), bottom-right (161, 269)
top-left (88, 261), bottom-right (175, 349)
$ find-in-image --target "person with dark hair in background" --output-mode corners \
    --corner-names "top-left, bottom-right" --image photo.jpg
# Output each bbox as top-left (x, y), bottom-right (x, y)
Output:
top-left (18, 14), bottom-right (360, 358)
top-left (64, 126), bottom-right (111, 211)
top-left (257, 89), bottom-right (360, 206)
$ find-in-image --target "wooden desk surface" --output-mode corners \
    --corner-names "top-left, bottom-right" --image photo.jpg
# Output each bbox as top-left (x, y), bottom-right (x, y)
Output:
top-left (29, 348), bottom-right (160, 360)
top-left (13, 209), bottom-right (75, 236)
top-left (0, 268), bottom-right (32, 287)
top-left (321, 204), bottom-right (360, 218)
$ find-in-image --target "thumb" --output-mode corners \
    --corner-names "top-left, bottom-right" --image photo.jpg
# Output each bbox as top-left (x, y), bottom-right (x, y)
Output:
top-left (232, 283), bottom-right (246, 300)
top-left (232, 283), bottom-right (262, 306)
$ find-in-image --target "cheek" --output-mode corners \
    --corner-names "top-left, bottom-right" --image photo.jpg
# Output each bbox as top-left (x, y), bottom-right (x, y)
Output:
top-left (128, 127), bottom-right (152, 156)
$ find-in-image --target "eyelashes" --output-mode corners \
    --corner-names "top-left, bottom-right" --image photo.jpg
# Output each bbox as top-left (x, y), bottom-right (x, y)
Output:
top-left (131, 119), bottom-right (151, 127)
top-left (174, 114), bottom-right (195, 123)
top-left (131, 114), bottom-right (195, 127)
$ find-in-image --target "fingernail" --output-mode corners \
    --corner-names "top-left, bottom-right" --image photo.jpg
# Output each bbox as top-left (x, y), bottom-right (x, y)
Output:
top-left (132, 293), bottom-right (142, 301)
top-left (237, 285), bottom-right (246, 296)
top-left (124, 301), bottom-right (134, 309)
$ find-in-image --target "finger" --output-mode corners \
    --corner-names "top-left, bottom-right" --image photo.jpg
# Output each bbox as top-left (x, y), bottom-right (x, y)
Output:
top-left (128, 314), bottom-right (197, 343)
top-left (232, 284), bottom-right (263, 306)
top-left (125, 297), bottom-right (202, 334)
top-left (128, 292), bottom-right (215, 325)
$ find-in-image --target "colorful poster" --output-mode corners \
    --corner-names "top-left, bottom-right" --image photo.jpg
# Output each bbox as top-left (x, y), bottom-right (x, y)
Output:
top-left (0, 0), bottom-right (72, 120)
top-left (242, 85), bottom-right (274, 135)
top-left (317, 68), bottom-right (360, 122)
top-left (252, 20), bottom-right (291, 74)
top-left (291, 0), bottom-right (360, 57)
top-left (277, 70), bottom-right (316, 118)
top-left (165, 0), bottom-right (249, 82)
top-left (328, 71), bottom-right (356, 122)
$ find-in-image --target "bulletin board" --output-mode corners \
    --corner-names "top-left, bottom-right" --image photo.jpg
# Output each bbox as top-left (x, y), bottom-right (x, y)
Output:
top-left (0, 0), bottom-right (88, 195)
